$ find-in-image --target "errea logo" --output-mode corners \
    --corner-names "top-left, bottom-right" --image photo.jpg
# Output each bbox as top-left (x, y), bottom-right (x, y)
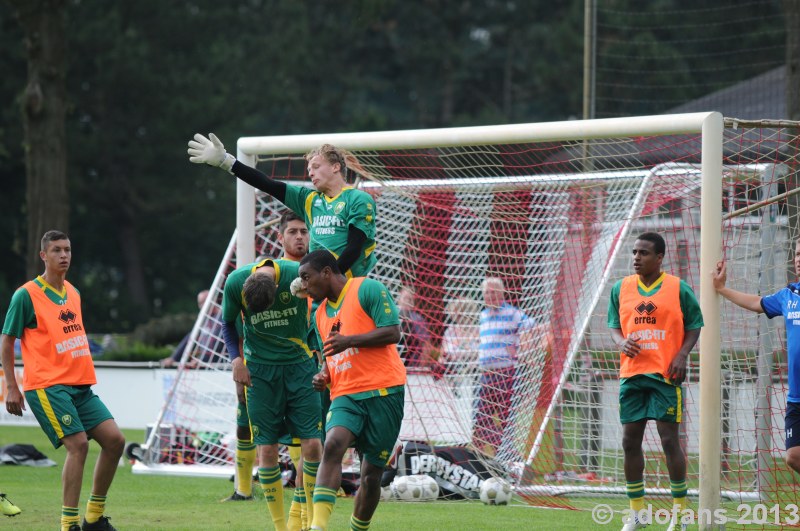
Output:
top-left (59, 309), bottom-right (77, 324)
top-left (635, 301), bottom-right (657, 315)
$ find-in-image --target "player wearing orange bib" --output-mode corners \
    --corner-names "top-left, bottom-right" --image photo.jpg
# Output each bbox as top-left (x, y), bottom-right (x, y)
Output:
top-left (298, 250), bottom-right (405, 531)
top-left (608, 232), bottom-right (703, 531)
top-left (1, 231), bottom-right (124, 531)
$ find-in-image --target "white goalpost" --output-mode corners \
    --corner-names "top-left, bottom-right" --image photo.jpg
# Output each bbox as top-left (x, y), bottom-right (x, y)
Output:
top-left (134, 113), bottom-right (800, 527)
top-left (234, 112), bottom-right (724, 514)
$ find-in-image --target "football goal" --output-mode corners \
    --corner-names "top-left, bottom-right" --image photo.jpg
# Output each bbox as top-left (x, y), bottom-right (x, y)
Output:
top-left (133, 113), bottom-right (800, 527)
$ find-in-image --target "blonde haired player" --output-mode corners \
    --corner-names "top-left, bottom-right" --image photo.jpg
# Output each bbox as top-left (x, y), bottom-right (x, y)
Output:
top-left (188, 134), bottom-right (377, 278)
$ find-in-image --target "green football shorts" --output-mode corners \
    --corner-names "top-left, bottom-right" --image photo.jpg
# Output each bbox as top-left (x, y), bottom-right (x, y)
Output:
top-left (245, 358), bottom-right (321, 445)
top-left (619, 375), bottom-right (682, 424)
top-left (326, 389), bottom-right (404, 467)
top-left (26, 384), bottom-right (114, 449)
top-left (236, 397), bottom-right (250, 428)
top-left (238, 382), bottom-right (300, 446)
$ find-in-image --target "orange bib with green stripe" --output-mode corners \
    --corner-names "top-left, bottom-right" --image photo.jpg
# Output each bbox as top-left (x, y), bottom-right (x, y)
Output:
top-left (316, 277), bottom-right (406, 399)
top-left (618, 273), bottom-right (684, 380)
top-left (21, 280), bottom-right (96, 391)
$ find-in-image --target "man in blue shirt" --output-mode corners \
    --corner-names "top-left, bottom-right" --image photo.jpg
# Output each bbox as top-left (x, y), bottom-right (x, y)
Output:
top-left (713, 248), bottom-right (800, 474)
top-left (473, 277), bottom-right (534, 457)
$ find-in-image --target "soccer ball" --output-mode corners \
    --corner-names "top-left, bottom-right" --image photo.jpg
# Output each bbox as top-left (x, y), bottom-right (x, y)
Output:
top-left (380, 484), bottom-right (394, 501)
top-left (390, 475), bottom-right (439, 501)
top-left (479, 477), bottom-right (513, 505)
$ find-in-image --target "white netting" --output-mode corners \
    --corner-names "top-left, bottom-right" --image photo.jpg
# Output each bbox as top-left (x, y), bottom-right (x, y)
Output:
top-left (137, 118), bottom-right (800, 527)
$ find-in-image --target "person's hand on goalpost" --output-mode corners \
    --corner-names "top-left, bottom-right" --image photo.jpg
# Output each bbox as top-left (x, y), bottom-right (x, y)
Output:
top-left (187, 133), bottom-right (236, 172)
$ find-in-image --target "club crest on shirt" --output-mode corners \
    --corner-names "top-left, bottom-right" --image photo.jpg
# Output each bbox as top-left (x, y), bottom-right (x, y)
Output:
top-left (280, 291), bottom-right (291, 304)
top-left (334, 202), bottom-right (346, 215)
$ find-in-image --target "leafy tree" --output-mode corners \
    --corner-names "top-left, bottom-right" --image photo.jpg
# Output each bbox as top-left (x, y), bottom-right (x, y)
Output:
top-left (5, 0), bottom-right (69, 277)
top-left (0, 0), bottom-right (791, 332)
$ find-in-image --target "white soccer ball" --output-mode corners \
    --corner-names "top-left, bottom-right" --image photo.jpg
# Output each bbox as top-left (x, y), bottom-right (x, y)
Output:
top-left (479, 477), bottom-right (513, 505)
top-left (391, 475), bottom-right (439, 502)
top-left (380, 484), bottom-right (394, 501)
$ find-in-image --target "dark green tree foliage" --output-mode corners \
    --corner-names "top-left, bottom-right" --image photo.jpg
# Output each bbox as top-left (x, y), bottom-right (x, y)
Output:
top-left (0, 0), bottom-right (790, 331)
top-left (595, 0), bottom-right (786, 117)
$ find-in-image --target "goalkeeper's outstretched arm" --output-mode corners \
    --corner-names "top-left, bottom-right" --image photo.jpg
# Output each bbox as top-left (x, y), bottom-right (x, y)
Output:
top-left (188, 132), bottom-right (287, 203)
top-left (188, 132), bottom-right (369, 275)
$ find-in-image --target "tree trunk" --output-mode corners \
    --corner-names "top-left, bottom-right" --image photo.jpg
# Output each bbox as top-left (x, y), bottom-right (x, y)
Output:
top-left (113, 181), bottom-right (150, 317)
top-left (7, 0), bottom-right (69, 278)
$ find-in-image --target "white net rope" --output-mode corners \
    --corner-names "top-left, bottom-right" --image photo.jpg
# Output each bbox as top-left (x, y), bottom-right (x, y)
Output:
top-left (143, 124), bottom-right (800, 523)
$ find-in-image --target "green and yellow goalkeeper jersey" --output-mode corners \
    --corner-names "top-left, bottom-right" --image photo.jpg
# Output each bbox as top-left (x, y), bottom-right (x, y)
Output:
top-left (222, 259), bottom-right (311, 365)
top-left (283, 185), bottom-right (377, 277)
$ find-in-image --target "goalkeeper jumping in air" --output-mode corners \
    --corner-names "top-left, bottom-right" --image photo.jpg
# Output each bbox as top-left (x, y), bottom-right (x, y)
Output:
top-left (188, 133), bottom-right (377, 278)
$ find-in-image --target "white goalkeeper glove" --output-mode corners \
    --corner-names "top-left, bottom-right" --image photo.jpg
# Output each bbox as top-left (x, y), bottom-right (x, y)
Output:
top-left (290, 277), bottom-right (308, 298)
top-left (187, 133), bottom-right (235, 172)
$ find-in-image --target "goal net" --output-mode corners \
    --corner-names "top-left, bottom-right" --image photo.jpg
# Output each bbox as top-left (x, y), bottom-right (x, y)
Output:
top-left (135, 114), bottom-right (800, 527)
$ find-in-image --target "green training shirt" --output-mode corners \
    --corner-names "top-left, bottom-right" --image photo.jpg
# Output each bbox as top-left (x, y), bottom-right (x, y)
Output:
top-left (2, 277), bottom-right (74, 337)
top-left (222, 259), bottom-right (311, 364)
top-left (283, 185), bottom-right (377, 277)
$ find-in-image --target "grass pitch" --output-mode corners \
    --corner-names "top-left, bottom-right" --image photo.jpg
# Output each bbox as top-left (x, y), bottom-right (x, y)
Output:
top-left (0, 426), bottom-right (596, 530)
top-left (1, 425), bottom-right (785, 530)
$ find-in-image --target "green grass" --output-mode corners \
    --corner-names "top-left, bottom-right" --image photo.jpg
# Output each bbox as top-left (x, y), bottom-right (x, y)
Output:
top-left (2, 425), bottom-right (792, 530)
top-left (2, 426), bottom-right (593, 530)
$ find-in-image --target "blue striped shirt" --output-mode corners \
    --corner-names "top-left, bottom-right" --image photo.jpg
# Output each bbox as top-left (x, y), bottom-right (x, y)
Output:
top-left (478, 302), bottom-right (533, 370)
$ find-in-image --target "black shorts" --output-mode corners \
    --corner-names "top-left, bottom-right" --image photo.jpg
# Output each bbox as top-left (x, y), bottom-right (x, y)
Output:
top-left (785, 402), bottom-right (800, 450)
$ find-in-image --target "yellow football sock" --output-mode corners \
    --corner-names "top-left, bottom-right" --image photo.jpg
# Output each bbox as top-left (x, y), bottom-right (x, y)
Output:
top-left (287, 491), bottom-right (302, 531)
top-left (84, 493), bottom-right (106, 523)
top-left (288, 445), bottom-right (302, 467)
top-left (259, 466), bottom-right (287, 531)
top-left (236, 441), bottom-right (257, 497)
top-left (626, 479), bottom-right (645, 516)
top-left (671, 478), bottom-right (688, 512)
top-left (351, 514), bottom-right (371, 530)
top-left (310, 486), bottom-right (337, 531)
top-left (61, 506), bottom-right (80, 531)
top-left (288, 445), bottom-right (305, 526)
top-left (303, 460), bottom-right (319, 525)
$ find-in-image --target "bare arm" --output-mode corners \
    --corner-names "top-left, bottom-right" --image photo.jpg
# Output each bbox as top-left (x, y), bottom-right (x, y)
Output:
top-left (712, 260), bottom-right (764, 314)
top-left (1, 334), bottom-right (25, 415)
top-left (610, 327), bottom-right (641, 358)
top-left (322, 325), bottom-right (401, 358)
top-left (666, 327), bottom-right (701, 385)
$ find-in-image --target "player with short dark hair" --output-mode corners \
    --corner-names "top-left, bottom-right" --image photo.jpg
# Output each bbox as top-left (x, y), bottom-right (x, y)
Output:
top-left (225, 211), bottom-right (314, 531)
top-left (222, 233), bottom-right (322, 530)
top-left (298, 250), bottom-right (406, 531)
top-left (608, 232), bottom-right (703, 531)
top-left (1, 231), bottom-right (124, 531)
